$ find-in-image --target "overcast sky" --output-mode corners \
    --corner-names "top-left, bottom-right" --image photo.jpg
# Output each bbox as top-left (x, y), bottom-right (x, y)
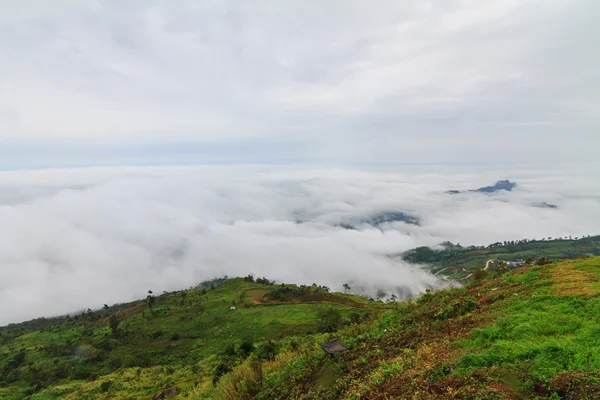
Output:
top-left (1, 0), bottom-right (599, 168)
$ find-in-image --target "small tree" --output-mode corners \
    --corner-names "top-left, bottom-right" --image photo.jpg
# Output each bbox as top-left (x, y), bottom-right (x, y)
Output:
top-left (146, 295), bottom-right (156, 309)
top-left (470, 268), bottom-right (488, 282)
top-left (496, 261), bottom-right (508, 274)
top-left (109, 314), bottom-right (120, 338)
top-left (343, 283), bottom-right (350, 294)
top-left (390, 294), bottom-right (397, 302)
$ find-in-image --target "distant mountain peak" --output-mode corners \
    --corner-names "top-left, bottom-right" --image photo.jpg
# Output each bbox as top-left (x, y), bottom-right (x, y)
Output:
top-left (447, 179), bottom-right (517, 194)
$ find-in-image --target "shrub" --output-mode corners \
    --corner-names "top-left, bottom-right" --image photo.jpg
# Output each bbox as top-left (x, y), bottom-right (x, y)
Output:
top-left (213, 362), bottom-right (232, 386)
top-left (317, 307), bottom-right (343, 332)
top-left (107, 356), bottom-right (123, 369)
top-left (122, 353), bottom-right (151, 368)
top-left (152, 330), bottom-right (163, 339)
top-left (470, 268), bottom-right (489, 282)
top-left (216, 355), bottom-right (263, 399)
top-left (349, 312), bottom-right (362, 325)
top-left (99, 380), bottom-right (112, 393)
top-left (223, 344), bottom-right (236, 357)
top-left (256, 341), bottom-right (277, 361)
top-left (537, 256), bottom-right (551, 266)
top-left (238, 339), bottom-right (255, 359)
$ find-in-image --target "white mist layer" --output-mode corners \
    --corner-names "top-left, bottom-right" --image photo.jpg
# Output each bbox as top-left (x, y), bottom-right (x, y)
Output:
top-left (0, 164), bottom-right (599, 325)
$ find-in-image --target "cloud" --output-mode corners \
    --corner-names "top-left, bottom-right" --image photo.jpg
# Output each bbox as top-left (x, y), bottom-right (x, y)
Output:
top-left (1, 164), bottom-right (599, 325)
top-left (0, 1), bottom-right (599, 167)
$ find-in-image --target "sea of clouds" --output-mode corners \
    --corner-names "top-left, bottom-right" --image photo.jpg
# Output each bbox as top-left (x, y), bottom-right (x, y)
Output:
top-left (1, 164), bottom-right (599, 325)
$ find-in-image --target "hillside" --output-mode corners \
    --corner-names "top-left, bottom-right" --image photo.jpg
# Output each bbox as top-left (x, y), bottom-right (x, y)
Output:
top-left (0, 278), bottom-right (384, 399)
top-left (210, 257), bottom-right (600, 399)
top-left (401, 235), bottom-right (600, 279)
top-left (1, 258), bottom-right (599, 399)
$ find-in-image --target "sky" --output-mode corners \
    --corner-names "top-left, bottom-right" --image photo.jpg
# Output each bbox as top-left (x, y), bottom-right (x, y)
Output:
top-left (1, 0), bottom-right (599, 168)
top-left (1, 2), bottom-right (600, 325)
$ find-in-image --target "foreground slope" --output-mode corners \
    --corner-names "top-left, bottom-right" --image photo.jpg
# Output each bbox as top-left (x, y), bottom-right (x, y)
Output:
top-left (213, 257), bottom-right (600, 399)
top-left (0, 278), bottom-right (382, 399)
top-left (1, 258), bottom-right (599, 399)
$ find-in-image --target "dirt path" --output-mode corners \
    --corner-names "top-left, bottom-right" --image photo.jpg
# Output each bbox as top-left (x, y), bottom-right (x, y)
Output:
top-left (484, 259), bottom-right (495, 271)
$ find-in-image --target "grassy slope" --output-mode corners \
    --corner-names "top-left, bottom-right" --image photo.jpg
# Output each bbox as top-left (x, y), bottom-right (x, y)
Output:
top-left (2, 258), bottom-right (599, 399)
top-left (0, 279), bottom-right (383, 400)
top-left (405, 236), bottom-right (600, 278)
top-left (213, 257), bottom-right (600, 400)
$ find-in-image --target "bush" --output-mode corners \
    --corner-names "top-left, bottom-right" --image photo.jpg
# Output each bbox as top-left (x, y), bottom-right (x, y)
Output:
top-left (107, 356), bottom-right (123, 369)
top-left (256, 341), bottom-right (277, 361)
top-left (216, 355), bottom-right (263, 399)
top-left (349, 312), bottom-right (362, 325)
top-left (54, 363), bottom-right (70, 380)
top-left (122, 353), bottom-right (151, 368)
top-left (213, 362), bottom-right (231, 386)
top-left (238, 340), bottom-right (255, 359)
top-left (537, 256), bottom-right (551, 266)
top-left (71, 366), bottom-right (96, 381)
top-left (317, 307), bottom-right (343, 332)
top-left (152, 330), bottom-right (163, 339)
top-left (170, 333), bottom-right (181, 341)
top-left (99, 380), bottom-right (112, 393)
top-left (223, 344), bottom-right (236, 357)
top-left (470, 269), bottom-right (488, 282)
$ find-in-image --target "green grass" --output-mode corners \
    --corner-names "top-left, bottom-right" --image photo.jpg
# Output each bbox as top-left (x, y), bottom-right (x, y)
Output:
top-left (0, 278), bottom-right (382, 400)
top-left (2, 257), bottom-right (599, 399)
top-left (210, 257), bottom-right (600, 400)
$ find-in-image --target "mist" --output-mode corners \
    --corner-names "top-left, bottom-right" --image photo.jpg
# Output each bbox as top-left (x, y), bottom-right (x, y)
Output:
top-left (1, 164), bottom-right (599, 325)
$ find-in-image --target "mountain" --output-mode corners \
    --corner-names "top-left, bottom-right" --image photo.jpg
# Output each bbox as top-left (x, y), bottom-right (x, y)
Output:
top-left (532, 201), bottom-right (558, 209)
top-left (400, 235), bottom-right (600, 278)
top-left (2, 257), bottom-right (599, 399)
top-left (448, 179), bottom-right (517, 194)
top-left (338, 210), bottom-right (421, 230)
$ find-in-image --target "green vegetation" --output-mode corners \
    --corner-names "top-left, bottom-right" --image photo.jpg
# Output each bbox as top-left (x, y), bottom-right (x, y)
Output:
top-left (1, 257), bottom-right (599, 399)
top-left (402, 235), bottom-right (600, 278)
top-left (0, 278), bottom-right (382, 399)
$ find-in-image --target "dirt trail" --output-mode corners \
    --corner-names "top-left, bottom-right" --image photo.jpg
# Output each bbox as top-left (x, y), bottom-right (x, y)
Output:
top-left (484, 259), bottom-right (494, 271)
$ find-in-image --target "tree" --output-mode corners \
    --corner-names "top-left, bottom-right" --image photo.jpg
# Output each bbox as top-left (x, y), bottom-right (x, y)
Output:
top-left (103, 304), bottom-right (109, 312)
top-left (181, 292), bottom-right (187, 305)
top-left (390, 294), bottom-right (397, 302)
top-left (109, 314), bottom-right (120, 337)
top-left (470, 268), bottom-right (488, 282)
top-left (146, 295), bottom-right (156, 309)
top-left (497, 261), bottom-right (508, 274)
top-left (343, 283), bottom-right (350, 294)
